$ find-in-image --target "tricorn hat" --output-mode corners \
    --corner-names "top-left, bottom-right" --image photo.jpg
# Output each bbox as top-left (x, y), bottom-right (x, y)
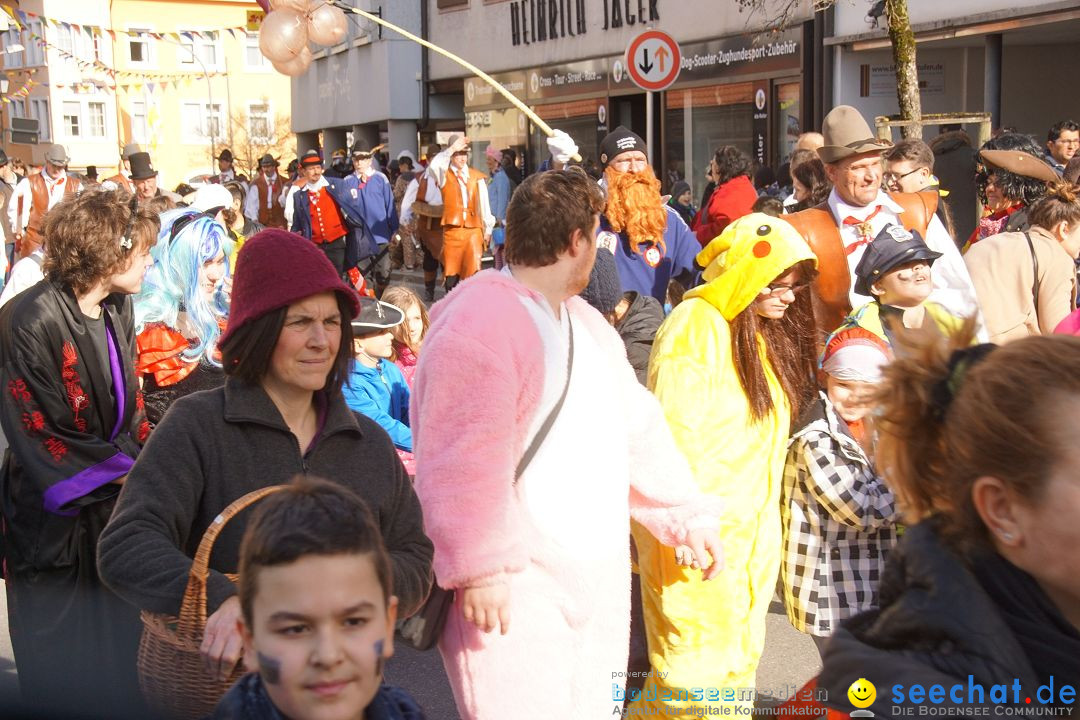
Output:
top-left (351, 297), bottom-right (405, 333)
top-left (818, 106), bottom-right (893, 164)
top-left (217, 149), bottom-right (234, 163)
top-left (979, 149), bottom-right (1059, 184)
top-left (853, 224), bottom-right (942, 297)
top-left (128, 152), bottom-right (158, 180)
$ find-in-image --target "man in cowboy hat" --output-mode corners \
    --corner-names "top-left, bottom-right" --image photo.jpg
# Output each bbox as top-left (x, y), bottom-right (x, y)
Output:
top-left (784, 105), bottom-right (981, 334)
top-left (291, 149), bottom-right (365, 277)
top-left (209, 148), bottom-right (248, 186)
top-left (425, 135), bottom-right (495, 293)
top-left (400, 141), bottom-right (447, 301)
top-left (105, 143), bottom-right (140, 192)
top-left (8, 144), bottom-right (83, 260)
top-left (244, 153), bottom-right (288, 229)
top-left (340, 140), bottom-right (399, 297)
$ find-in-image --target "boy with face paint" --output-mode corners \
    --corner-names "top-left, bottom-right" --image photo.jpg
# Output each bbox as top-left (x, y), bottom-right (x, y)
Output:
top-left (840, 224), bottom-right (965, 349)
top-left (209, 477), bottom-right (425, 720)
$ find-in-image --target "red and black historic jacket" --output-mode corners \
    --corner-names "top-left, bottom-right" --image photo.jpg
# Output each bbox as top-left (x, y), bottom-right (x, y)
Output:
top-left (0, 279), bottom-right (148, 576)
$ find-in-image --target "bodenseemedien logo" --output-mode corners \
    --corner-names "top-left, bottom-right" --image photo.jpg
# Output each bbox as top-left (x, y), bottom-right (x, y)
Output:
top-left (849, 678), bottom-right (877, 718)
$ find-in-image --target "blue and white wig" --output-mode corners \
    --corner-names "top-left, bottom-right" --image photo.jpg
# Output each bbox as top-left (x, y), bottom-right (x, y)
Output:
top-left (134, 208), bottom-right (235, 366)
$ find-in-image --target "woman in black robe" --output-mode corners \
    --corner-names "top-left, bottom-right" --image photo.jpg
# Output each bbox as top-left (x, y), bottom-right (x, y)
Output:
top-left (0, 189), bottom-right (159, 716)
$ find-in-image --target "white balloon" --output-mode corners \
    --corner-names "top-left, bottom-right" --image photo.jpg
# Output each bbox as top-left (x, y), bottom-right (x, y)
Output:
top-left (258, 9), bottom-right (309, 64)
top-left (306, 2), bottom-right (349, 47)
top-left (271, 45), bottom-right (313, 77)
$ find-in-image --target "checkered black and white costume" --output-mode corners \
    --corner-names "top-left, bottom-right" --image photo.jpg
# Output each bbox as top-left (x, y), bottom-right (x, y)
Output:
top-left (781, 391), bottom-right (900, 637)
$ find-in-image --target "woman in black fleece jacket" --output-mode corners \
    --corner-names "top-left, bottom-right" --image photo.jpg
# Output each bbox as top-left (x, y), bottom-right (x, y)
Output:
top-left (98, 229), bottom-right (433, 684)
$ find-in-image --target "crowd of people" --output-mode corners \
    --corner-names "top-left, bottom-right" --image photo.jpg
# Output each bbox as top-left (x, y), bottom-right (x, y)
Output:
top-left (0, 102), bottom-right (1077, 720)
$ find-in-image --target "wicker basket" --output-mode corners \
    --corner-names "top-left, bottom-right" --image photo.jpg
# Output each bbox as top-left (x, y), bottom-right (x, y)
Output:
top-left (137, 485), bottom-right (286, 719)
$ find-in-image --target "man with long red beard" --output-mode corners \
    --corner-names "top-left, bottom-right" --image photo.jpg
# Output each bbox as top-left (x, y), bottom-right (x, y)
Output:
top-left (597, 127), bottom-right (700, 302)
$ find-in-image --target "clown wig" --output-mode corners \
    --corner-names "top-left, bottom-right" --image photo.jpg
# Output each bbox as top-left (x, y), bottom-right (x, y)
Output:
top-left (134, 208), bottom-right (234, 366)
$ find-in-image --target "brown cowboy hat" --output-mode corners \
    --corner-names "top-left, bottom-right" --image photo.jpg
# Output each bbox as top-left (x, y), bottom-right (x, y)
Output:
top-left (979, 149), bottom-right (1059, 184)
top-left (817, 105), bottom-right (893, 164)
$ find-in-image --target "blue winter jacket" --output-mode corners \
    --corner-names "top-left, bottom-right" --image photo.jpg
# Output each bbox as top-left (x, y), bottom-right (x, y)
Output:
top-left (342, 358), bottom-right (412, 452)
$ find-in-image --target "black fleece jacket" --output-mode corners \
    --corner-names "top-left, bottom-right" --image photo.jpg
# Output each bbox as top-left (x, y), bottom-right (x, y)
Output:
top-left (98, 378), bottom-right (433, 617)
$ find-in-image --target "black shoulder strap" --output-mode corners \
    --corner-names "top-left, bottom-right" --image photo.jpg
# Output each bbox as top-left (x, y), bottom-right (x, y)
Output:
top-left (514, 314), bottom-right (574, 484)
top-left (1024, 231), bottom-right (1041, 311)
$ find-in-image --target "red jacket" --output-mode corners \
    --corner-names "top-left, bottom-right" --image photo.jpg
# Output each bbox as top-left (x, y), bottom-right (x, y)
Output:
top-left (694, 174), bottom-right (758, 247)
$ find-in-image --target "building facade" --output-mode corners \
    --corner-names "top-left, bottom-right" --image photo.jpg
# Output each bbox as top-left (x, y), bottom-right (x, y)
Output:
top-left (1, 0), bottom-right (293, 191)
top-left (826, 0), bottom-right (1080, 141)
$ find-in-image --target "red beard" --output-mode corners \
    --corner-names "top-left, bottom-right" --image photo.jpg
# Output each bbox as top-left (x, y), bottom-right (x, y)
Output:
top-left (604, 166), bottom-right (668, 254)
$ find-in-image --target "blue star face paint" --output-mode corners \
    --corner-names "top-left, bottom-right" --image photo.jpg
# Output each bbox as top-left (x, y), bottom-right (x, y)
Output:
top-left (374, 638), bottom-right (385, 679)
top-left (258, 651), bottom-right (283, 685)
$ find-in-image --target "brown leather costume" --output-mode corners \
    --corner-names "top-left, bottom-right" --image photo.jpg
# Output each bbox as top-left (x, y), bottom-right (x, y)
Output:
top-left (784, 190), bottom-right (939, 334)
top-left (412, 174), bottom-right (444, 261)
top-left (253, 173), bottom-right (287, 229)
top-left (18, 172), bottom-right (81, 258)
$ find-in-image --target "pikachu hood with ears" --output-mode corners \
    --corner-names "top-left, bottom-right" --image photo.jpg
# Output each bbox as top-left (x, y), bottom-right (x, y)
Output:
top-left (687, 213), bottom-right (818, 322)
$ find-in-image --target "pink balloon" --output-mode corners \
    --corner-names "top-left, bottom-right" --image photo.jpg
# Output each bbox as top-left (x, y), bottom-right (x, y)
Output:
top-left (271, 45), bottom-right (313, 77)
top-left (259, 9), bottom-right (309, 64)
top-left (307, 3), bottom-right (348, 47)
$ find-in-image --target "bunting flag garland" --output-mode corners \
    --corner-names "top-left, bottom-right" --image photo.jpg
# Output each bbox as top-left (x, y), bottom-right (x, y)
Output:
top-left (1, 4), bottom-right (253, 39)
top-left (33, 33), bottom-right (228, 85)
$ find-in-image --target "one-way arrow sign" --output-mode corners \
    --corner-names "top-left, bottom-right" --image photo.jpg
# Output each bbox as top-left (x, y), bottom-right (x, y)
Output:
top-left (625, 30), bottom-right (681, 92)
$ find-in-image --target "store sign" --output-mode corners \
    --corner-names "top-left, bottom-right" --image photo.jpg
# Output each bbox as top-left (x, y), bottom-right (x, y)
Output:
top-left (464, 72), bottom-right (528, 110)
top-left (861, 63), bottom-right (945, 98)
top-left (676, 30), bottom-right (801, 83)
top-left (510, 0), bottom-right (661, 47)
top-left (752, 82), bottom-right (768, 166)
top-left (527, 58), bottom-right (609, 100)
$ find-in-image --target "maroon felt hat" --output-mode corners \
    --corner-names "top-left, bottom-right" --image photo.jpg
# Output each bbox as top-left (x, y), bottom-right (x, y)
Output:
top-left (219, 229), bottom-right (360, 348)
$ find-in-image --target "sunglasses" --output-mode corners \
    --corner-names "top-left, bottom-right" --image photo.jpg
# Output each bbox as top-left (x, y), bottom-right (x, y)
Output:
top-left (119, 194), bottom-right (138, 251)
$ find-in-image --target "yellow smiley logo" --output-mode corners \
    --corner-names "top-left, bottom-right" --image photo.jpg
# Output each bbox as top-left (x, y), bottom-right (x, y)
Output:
top-left (848, 678), bottom-right (876, 709)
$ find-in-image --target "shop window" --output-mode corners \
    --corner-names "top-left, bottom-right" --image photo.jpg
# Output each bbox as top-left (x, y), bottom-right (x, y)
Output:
top-left (665, 84), bottom-right (754, 200)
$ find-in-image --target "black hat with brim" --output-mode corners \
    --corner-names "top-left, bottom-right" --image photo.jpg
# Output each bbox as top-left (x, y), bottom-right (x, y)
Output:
top-left (854, 224), bottom-right (943, 297)
top-left (351, 298), bottom-right (405, 333)
top-left (128, 152), bottom-right (158, 181)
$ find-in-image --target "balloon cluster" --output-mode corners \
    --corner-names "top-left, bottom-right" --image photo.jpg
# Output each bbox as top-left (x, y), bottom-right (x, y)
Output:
top-left (258, 0), bottom-right (348, 77)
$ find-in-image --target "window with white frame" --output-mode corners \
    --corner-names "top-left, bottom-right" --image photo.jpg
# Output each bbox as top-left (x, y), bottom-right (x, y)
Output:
top-left (180, 101), bottom-right (225, 144)
top-left (131, 100), bottom-right (148, 144)
top-left (25, 22), bottom-right (44, 66)
top-left (179, 31), bottom-right (220, 70)
top-left (30, 98), bottom-right (50, 141)
top-left (128, 29), bottom-right (152, 65)
top-left (3, 29), bottom-right (24, 68)
top-left (248, 102), bottom-right (271, 142)
top-left (244, 32), bottom-right (270, 70)
top-left (63, 101), bottom-right (81, 137)
top-left (87, 101), bottom-right (106, 137)
top-left (56, 25), bottom-right (75, 56)
top-left (9, 100), bottom-right (26, 120)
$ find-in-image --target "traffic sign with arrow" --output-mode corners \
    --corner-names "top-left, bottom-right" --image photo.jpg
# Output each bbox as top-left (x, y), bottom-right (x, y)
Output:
top-left (625, 30), bottom-right (681, 92)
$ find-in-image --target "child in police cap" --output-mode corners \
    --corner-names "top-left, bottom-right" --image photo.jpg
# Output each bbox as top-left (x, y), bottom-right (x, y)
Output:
top-left (209, 476), bottom-right (426, 720)
top-left (839, 224), bottom-right (964, 348)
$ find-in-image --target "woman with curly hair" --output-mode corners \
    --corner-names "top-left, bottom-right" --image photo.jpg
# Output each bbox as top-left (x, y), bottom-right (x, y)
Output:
top-left (134, 208), bottom-right (235, 424)
top-left (0, 189), bottom-right (158, 716)
top-left (968, 133), bottom-right (1057, 248)
top-left (694, 145), bottom-right (758, 246)
top-left (632, 213), bottom-right (819, 715)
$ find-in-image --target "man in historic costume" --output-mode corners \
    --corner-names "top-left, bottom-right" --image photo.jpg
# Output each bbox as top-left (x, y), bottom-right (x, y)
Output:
top-left (400, 142), bottom-right (447, 301)
top-left (243, 153), bottom-right (288, 230)
top-left (290, 149), bottom-right (364, 277)
top-left (127, 151), bottom-right (183, 205)
top-left (591, 127), bottom-right (700, 303)
top-left (0, 190), bottom-right (157, 717)
top-left (425, 136), bottom-right (494, 293)
top-left (106, 143), bottom-right (139, 192)
top-left (8, 144), bottom-right (83, 261)
top-left (209, 148), bottom-right (248, 186)
top-left (411, 166), bottom-right (722, 720)
top-left (784, 105), bottom-right (981, 335)
top-left (341, 141), bottom-right (399, 297)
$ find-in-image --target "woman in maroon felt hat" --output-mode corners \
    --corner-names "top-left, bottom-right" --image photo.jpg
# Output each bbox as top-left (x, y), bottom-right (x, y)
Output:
top-left (98, 229), bottom-right (433, 694)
